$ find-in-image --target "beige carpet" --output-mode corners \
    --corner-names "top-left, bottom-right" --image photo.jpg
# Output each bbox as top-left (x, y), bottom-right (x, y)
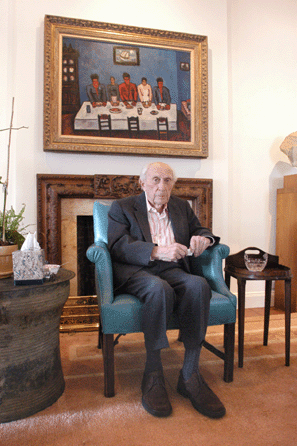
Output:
top-left (1, 314), bottom-right (297, 446)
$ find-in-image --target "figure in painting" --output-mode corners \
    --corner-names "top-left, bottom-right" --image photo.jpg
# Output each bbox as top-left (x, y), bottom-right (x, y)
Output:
top-left (86, 74), bottom-right (107, 107)
top-left (137, 77), bottom-right (152, 107)
top-left (119, 72), bottom-right (138, 108)
top-left (152, 77), bottom-right (171, 110)
top-left (107, 76), bottom-right (120, 106)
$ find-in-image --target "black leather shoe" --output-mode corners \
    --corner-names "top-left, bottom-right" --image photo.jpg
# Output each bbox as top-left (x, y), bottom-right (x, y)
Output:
top-left (177, 371), bottom-right (226, 419)
top-left (141, 370), bottom-right (172, 417)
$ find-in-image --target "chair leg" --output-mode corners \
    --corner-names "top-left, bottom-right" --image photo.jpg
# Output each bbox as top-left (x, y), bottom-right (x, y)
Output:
top-left (223, 323), bottom-right (235, 383)
top-left (98, 320), bottom-right (103, 349)
top-left (102, 333), bottom-right (115, 397)
top-left (177, 329), bottom-right (182, 342)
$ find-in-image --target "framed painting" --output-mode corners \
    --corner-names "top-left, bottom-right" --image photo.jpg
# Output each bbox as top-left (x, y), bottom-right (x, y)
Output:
top-left (44, 15), bottom-right (208, 158)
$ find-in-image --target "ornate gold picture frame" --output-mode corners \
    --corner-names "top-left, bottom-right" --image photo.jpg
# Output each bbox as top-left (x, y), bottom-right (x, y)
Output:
top-left (44, 15), bottom-right (208, 158)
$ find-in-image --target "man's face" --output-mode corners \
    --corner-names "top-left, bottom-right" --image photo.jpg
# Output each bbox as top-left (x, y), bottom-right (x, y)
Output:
top-left (124, 76), bottom-right (130, 85)
top-left (92, 79), bottom-right (99, 88)
top-left (158, 81), bottom-right (163, 89)
top-left (141, 163), bottom-right (175, 211)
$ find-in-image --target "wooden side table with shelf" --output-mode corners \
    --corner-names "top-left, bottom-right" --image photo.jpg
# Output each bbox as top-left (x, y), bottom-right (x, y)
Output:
top-left (224, 248), bottom-right (291, 368)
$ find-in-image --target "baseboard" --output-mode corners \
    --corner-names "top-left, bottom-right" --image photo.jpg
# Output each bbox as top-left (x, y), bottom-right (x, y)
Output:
top-left (234, 291), bottom-right (275, 309)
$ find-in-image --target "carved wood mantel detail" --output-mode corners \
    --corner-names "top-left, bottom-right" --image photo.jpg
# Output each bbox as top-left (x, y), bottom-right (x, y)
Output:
top-left (37, 174), bottom-right (213, 265)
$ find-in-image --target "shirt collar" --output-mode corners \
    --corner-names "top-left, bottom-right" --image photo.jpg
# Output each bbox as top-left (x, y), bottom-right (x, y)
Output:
top-left (145, 193), bottom-right (168, 216)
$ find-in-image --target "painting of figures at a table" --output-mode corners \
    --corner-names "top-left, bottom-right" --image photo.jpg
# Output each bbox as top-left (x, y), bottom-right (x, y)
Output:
top-left (62, 37), bottom-right (192, 142)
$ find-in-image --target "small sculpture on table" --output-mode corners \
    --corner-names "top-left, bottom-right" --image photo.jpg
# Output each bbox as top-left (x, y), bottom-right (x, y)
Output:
top-left (280, 131), bottom-right (297, 167)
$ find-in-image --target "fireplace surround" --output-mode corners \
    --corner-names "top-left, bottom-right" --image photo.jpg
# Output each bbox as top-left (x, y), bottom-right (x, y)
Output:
top-left (37, 174), bottom-right (213, 330)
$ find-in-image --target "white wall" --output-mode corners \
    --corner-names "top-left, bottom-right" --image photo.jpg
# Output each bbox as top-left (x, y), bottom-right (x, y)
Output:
top-left (227, 0), bottom-right (297, 303)
top-left (1, 0), bottom-right (297, 304)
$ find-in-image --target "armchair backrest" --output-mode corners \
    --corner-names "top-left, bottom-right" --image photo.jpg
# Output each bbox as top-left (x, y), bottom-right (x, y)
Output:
top-left (90, 202), bottom-right (114, 307)
top-left (93, 201), bottom-right (111, 244)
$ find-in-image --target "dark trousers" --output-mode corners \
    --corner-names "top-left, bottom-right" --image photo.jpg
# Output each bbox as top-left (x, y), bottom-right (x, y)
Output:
top-left (122, 261), bottom-right (211, 352)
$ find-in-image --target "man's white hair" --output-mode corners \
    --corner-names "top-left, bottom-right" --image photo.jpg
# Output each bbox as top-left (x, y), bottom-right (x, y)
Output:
top-left (139, 162), bottom-right (177, 183)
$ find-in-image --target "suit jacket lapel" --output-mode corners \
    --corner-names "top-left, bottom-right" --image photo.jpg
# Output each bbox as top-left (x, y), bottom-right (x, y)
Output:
top-left (134, 192), bottom-right (152, 242)
top-left (133, 194), bottom-right (187, 246)
top-left (168, 197), bottom-right (191, 272)
top-left (168, 197), bottom-right (184, 244)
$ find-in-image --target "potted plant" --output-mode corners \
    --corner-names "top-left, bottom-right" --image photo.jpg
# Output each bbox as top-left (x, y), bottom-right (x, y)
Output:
top-left (0, 98), bottom-right (28, 279)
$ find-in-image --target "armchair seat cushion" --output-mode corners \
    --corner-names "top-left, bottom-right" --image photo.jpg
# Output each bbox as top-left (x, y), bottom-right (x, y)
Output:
top-left (101, 294), bottom-right (143, 334)
top-left (101, 290), bottom-right (236, 334)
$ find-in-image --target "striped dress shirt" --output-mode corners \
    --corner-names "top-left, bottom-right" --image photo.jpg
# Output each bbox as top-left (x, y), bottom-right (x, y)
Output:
top-left (146, 196), bottom-right (175, 246)
top-left (145, 195), bottom-right (215, 251)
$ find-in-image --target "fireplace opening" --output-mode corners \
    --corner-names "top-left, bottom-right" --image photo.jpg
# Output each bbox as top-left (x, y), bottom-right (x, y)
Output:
top-left (77, 215), bottom-right (95, 296)
top-left (61, 214), bottom-right (99, 332)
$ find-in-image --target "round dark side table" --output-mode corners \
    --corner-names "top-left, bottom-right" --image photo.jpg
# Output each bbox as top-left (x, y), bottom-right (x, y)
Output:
top-left (224, 248), bottom-right (291, 368)
top-left (0, 268), bottom-right (75, 423)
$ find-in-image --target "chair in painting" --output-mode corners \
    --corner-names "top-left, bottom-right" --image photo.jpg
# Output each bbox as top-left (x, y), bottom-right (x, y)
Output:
top-left (127, 116), bottom-right (140, 138)
top-left (98, 114), bottom-right (112, 137)
top-left (157, 117), bottom-right (169, 140)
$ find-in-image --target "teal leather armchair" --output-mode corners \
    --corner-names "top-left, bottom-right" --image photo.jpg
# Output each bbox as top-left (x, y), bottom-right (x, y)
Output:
top-left (87, 201), bottom-right (236, 397)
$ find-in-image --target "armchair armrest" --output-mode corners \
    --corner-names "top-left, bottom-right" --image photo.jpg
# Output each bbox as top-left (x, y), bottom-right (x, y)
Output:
top-left (190, 243), bottom-right (236, 305)
top-left (86, 242), bottom-right (114, 306)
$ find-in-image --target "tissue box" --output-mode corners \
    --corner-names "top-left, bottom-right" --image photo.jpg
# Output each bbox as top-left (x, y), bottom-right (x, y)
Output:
top-left (12, 249), bottom-right (45, 285)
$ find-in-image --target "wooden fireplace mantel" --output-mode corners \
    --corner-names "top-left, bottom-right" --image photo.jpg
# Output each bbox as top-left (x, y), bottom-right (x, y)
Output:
top-left (37, 174), bottom-right (213, 265)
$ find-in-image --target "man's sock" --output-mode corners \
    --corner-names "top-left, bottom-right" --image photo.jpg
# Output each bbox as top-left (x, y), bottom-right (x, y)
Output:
top-left (144, 349), bottom-right (163, 375)
top-left (182, 347), bottom-right (201, 381)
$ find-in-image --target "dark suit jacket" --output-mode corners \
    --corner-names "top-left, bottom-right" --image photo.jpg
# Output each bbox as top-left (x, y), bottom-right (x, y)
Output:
top-left (108, 192), bottom-right (219, 290)
top-left (152, 86), bottom-right (171, 105)
top-left (86, 83), bottom-right (107, 103)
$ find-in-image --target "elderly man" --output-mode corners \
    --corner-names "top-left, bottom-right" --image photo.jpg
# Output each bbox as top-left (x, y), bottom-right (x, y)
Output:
top-left (108, 162), bottom-right (226, 419)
